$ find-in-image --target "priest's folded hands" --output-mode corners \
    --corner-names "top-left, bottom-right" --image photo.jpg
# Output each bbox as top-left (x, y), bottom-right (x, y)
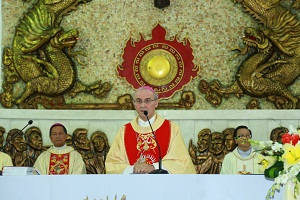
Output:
top-left (133, 158), bottom-right (155, 174)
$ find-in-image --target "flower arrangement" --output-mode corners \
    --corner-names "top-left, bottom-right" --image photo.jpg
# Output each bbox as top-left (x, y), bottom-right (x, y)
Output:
top-left (250, 125), bottom-right (300, 200)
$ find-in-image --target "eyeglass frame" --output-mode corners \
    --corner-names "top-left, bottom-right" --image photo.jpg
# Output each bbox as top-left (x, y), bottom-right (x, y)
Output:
top-left (133, 98), bottom-right (157, 105)
top-left (235, 134), bottom-right (252, 139)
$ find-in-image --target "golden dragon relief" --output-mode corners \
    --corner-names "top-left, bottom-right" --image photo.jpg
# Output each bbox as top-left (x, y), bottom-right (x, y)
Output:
top-left (199, 0), bottom-right (300, 109)
top-left (0, 0), bottom-right (112, 109)
top-left (0, 0), bottom-right (195, 110)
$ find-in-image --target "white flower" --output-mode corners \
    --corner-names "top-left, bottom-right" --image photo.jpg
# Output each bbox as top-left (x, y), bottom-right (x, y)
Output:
top-left (265, 150), bottom-right (274, 156)
top-left (289, 125), bottom-right (298, 134)
top-left (289, 163), bottom-right (300, 176)
top-left (265, 141), bottom-right (273, 146)
top-left (290, 167), bottom-right (299, 176)
top-left (250, 140), bottom-right (267, 151)
top-left (271, 142), bottom-right (283, 152)
top-left (275, 173), bottom-right (289, 184)
top-left (259, 141), bottom-right (266, 147)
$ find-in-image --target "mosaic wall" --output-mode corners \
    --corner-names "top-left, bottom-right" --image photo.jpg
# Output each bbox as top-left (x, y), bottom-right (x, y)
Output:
top-left (2, 0), bottom-right (298, 109)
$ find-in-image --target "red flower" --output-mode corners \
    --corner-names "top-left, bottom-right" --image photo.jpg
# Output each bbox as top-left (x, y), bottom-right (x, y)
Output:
top-left (281, 133), bottom-right (291, 144)
top-left (291, 134), bottom-right (300, 145)
top-left (282, 132), bottom-right (300, 145)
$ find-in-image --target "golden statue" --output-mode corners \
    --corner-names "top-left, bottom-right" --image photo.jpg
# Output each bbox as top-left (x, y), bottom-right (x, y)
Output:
top-left (208, 132), bottom-right (225, 174)
top-left (189, 129), bottom-right (212, 174)
top-left (200, 0), bottom-right (300, 109)
top-left (0, 0), bottom-right (111, 109)
top-left (3, 129), bottom-right (27, 166)
top-left (24, 126), bottom-right (45, 167)
top-left (90, 131), bottom-right (110, 174)
top-left (73, 128), bottom-right (105, 174)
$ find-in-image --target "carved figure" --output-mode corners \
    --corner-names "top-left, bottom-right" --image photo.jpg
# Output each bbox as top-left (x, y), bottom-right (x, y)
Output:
top-left (189, 129), bottom-right (212, 174)
top-left (223, 128), bottom-right (236, 153)
top-left (0, 127), bottom-right (5, 150)
top-left (73, 128), bottom-right (103, 174)
top-left (208, 132), bottom-right (225, 174)
top-left (0, 0), bottom-right (111, 108)
top-left (200, 0), bottom-right (300, 109)
top-left (66, 134), bottom-right (73, 146)
top-left (270, 126), bottom-right (288, 143)
top-left (24, 126), bottom-right (44, 167)
top-left (3, 129), bottom-right (27, 166)
top-left (90, 131), bottom-right (110, 174)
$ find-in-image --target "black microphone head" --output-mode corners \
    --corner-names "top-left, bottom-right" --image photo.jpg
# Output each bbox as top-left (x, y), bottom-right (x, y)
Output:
top-left (143, 111), bottom-right (148, 116)
top-left (28, 120), bottom-right (33, 125)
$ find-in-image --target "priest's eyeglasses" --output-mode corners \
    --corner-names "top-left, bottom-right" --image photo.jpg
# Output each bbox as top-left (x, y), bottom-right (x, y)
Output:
top-left (236, 134), bottom-right (252, 139)
top-left (133, 98), bottom-right (156, 105)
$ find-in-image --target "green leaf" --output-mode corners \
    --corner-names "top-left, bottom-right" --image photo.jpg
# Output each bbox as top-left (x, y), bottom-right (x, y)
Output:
top-left (296, 172), bottom-right (300, 182)
top-left (264, 161), bottom-right (283, 178)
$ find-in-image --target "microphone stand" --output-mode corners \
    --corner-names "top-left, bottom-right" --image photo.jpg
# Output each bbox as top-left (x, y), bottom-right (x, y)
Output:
top-left (1, 120), bottom-right (33, 152)
top-left (144, 111), bottom-right (168, 174)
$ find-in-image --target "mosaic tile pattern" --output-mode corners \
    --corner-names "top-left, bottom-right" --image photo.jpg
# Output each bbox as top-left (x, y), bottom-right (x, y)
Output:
top-left (2, 0), bottom-right (296, 109)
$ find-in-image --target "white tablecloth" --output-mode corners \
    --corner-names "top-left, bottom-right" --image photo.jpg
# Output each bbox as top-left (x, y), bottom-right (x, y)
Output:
top-left (0, 174), bottom-right (281, 200)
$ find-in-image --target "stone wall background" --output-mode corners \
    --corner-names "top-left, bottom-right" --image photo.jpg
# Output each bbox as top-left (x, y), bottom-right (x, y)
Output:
top-left (2, 0), bottom-right (282, 109)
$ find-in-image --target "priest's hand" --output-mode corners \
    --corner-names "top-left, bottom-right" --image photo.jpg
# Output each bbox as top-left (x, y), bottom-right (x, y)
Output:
top-left (133, 162), bottom-right (155, 174)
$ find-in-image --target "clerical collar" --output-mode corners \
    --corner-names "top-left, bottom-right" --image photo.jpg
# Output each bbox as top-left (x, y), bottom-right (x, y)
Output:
top-left (237, 147), bottom-right (252, 157)
top-left (53, 144), bottom-right (67, 150)
top-left (138, 114), bottom-right (156, 127)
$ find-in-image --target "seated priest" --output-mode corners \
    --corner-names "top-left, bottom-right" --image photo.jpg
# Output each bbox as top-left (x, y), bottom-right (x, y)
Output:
top-left (34, 123), bottom-right (86, 175)
top-left (220, 125), bottom-right (264, 174)
top-left (105, 86), bottom-right (196, 174)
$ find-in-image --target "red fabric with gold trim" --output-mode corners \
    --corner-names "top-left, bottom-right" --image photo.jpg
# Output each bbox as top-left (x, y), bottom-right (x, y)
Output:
top-left (124, 120), bottom-right (171, 165)
top-left (48, 153), bottom-right (70, 175)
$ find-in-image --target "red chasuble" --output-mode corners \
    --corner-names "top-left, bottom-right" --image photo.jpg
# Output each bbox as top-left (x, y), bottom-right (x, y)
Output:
top-left (124, 120), bottom-right (171, 165)
top-left (49, 153), bottom-right (70, 175)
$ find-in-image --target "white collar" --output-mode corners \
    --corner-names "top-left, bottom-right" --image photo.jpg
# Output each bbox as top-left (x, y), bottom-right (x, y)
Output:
top-left (237, 147), bottom-right (252, 157)
top-left (138, 114), bottom-right (156, 127)
top-left (53, 144), bottom-right (67, 150)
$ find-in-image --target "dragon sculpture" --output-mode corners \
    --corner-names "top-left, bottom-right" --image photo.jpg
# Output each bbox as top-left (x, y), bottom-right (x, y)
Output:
top-left (199, 0), bottom-right (300, 109)
top-left (0, 0), bottom-right (111, 109)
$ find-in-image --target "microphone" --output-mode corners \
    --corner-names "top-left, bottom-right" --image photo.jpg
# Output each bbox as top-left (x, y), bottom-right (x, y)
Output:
top-left (1, 120), bottom-right (33, 152)
top-left (143, 111), bottom-right (168, 174)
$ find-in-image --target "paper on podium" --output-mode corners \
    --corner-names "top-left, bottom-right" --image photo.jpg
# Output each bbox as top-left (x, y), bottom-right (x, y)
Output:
top-left (2, 166), bottom-right (40, 176)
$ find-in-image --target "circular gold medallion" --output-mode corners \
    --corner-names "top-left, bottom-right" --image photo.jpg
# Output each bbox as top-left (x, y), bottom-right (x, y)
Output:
top-left (147, 55), bottom-right (170, 79)
top-left (140, 49), bottom-right (178, 86)
top-left (118, 24), bottom-right (199, 99)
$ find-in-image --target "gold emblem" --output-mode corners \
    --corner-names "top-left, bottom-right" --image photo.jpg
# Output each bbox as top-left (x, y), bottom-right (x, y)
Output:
top-left (118, 24), bottom-right (199, 99)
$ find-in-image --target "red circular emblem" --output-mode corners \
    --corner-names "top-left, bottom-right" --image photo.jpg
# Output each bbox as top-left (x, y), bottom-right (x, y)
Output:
top-left (117, 24), bottom-right (199, 99)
